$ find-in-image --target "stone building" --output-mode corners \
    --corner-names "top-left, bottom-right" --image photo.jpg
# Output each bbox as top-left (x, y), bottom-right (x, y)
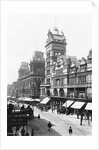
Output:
top-left (18, 62), bottom-right (29, 79)
top-left (28, 51), bottom-right (45, 98)
top-left (86, 50), bottom-right (92, 98)
top-left (7, 84), bottom-right (13, 96)
top-left (40, 27), bottom-right (67, 99)
top-left (40, 27), bottom-right (92, 114)
top-left (8, 51), bottom-right (45, 98)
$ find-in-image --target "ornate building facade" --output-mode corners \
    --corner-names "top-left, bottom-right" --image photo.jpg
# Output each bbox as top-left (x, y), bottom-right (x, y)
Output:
top-left (40, 27), bottom-right (92, 112)
top-left (40, 27), bottom-right (67, 98)
top-left (9, 51), bottom-right (45, 98)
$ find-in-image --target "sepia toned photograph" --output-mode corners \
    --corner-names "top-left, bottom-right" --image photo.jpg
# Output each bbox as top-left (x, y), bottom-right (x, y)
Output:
top-left (1, 0), bottom-right (98, 150)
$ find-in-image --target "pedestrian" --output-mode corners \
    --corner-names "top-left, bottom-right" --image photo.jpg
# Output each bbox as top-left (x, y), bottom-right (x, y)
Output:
top-left (25, 131), bottom-right (29, 136)
top-left (21, 126), bottom-right (25, 136)
top-left (77, 110), bottom-right (79, 119)
top-left (15, 131), bottom-right (19, 136)
top-left (31, 129), bottom-right (34, 136)
top-left (16, 125), bottom-right (19, 132)
top-left (87, 113), bottom-right (90, 125)
top-left (80, 114), bottom-right (83, 125)
top-left (47, 121), bottom-right (52, 131)
top-left (57, 109), bottom-right (58, 114)
top-left (68, 126), bottom-right (73, 135)
top-left (38, 114), bottom-right (40, 119)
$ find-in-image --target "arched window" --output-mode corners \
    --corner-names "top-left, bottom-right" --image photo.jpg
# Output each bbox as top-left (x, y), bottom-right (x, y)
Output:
top-left (53, 88), bottom-right (58, 96)
top-left (46, 89), bottom-right (50, 96)
top-left (59, 88), bottom-right (64, 97)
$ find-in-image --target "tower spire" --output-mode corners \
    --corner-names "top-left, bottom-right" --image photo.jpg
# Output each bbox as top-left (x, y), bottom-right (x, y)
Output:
top-left (55, 16), bottom-right (57, 28)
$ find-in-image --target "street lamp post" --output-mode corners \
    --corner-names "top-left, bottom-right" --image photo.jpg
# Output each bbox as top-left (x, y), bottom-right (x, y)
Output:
top-left (22, 86), bottom-right (25, 97)
top-left (65, 101), bottom-right (67, 115)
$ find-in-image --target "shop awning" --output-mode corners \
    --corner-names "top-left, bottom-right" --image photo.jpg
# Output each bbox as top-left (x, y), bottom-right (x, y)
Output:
top-left (40, 97), bottom-right (50, 104)
top-left (70, 101), bottom-right (85, 109)
top-left (34, 99), bottom-right (40, 102)
top-left (12, 96), bottom-right (16, 99)
top-left (85, 103), bottom-right (92, 110)
top-left (23, 97), bottom-right (33, 102)
top-left (18, 97), bottom-right (25, 101)
top-left (62, 100), bottom-right (74, 107)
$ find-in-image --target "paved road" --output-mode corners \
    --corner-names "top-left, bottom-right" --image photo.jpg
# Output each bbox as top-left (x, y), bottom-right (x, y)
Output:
top-left (12, 104), bottom-right (92, 136)
top-left (32, 107), bottom-right (92, 136)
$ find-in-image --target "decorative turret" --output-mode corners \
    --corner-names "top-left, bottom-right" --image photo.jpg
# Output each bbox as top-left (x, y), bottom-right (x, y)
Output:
top-left (45, 27), bottom-right (66, 48)
top-left (87, 49), bottom-right (92, 64)
top-left (18, 62), bottom-right (29, 79)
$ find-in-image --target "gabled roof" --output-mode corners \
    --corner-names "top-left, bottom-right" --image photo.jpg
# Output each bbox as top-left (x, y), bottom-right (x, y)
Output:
top-left (71, 61), bottom-right (76, 67)
top-left (80, 57), bottom-right (87, 65)
top-left (69, 56), bottom-right (80, 68)
top-left (47, 27), bottom-right (66, 42)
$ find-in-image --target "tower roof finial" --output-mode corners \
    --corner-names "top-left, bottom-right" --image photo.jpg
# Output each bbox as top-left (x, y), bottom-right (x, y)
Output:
top-left (55, 16), bottom-right (57, 28)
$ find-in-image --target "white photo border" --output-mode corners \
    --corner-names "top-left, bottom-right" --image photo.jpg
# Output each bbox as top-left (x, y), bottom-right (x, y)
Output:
top-left (0, 0), bottom-right (99, 150)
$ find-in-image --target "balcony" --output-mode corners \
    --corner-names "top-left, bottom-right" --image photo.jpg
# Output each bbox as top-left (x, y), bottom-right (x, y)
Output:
top-left (51, 84), bottom-right (67, 89)
top-left (40, 82), bottom-right (51, 87)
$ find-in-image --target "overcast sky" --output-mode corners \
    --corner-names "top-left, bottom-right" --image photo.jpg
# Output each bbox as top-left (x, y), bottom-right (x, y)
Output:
top-left (7, 14), bottom-right (92, 84)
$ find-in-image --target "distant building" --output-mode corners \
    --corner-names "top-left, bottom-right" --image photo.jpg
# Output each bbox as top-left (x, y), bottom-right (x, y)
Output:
top-left (18, 62), bottom-right (29, 79)
top-left (8, 51), bottom-right (45, 98)
top-left (7, 84), bottom-right (13, 96)
top-left (28, 51), bottom-right (45, 98)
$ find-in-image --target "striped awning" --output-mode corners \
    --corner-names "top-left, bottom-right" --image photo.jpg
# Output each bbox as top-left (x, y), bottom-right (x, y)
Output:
top-left (85, 103), bottom-right (92, 110)
top-left (18, 97), bottom-right (25, 101)
top-left (34, 99), bottom-right (40, 102)
top-left (23, 97), bottom-right (32, 101)
top-left (62, 100), bottom-right (74, 107)
top-left (40, 97), bottom-right (50, 104)
top-left (70, 101), bottom-right (85, 109)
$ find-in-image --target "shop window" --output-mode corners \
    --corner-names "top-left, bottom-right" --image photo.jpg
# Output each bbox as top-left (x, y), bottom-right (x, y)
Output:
top-left (54, 88), bottom-right (58, 96)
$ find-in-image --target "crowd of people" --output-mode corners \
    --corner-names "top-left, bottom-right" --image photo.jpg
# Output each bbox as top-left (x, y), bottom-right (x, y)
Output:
top-left (8, 126), bottom-right (34, 136)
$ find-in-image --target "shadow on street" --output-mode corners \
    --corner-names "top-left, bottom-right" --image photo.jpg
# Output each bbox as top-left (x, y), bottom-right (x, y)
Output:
top-left (28, 117), bottom-right (61, 136)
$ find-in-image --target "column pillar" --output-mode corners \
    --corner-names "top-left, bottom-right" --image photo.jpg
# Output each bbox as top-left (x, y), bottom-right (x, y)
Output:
top-left (85, 88), bottom-right (87, 98)
top-left (40, 87), bottom-right (42, 96)
top-left (74, 88), bottom-right (77, 98)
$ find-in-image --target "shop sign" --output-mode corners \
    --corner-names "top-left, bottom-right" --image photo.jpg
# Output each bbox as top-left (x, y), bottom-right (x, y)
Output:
top-left (7, 111), bottom-right (27, 127)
